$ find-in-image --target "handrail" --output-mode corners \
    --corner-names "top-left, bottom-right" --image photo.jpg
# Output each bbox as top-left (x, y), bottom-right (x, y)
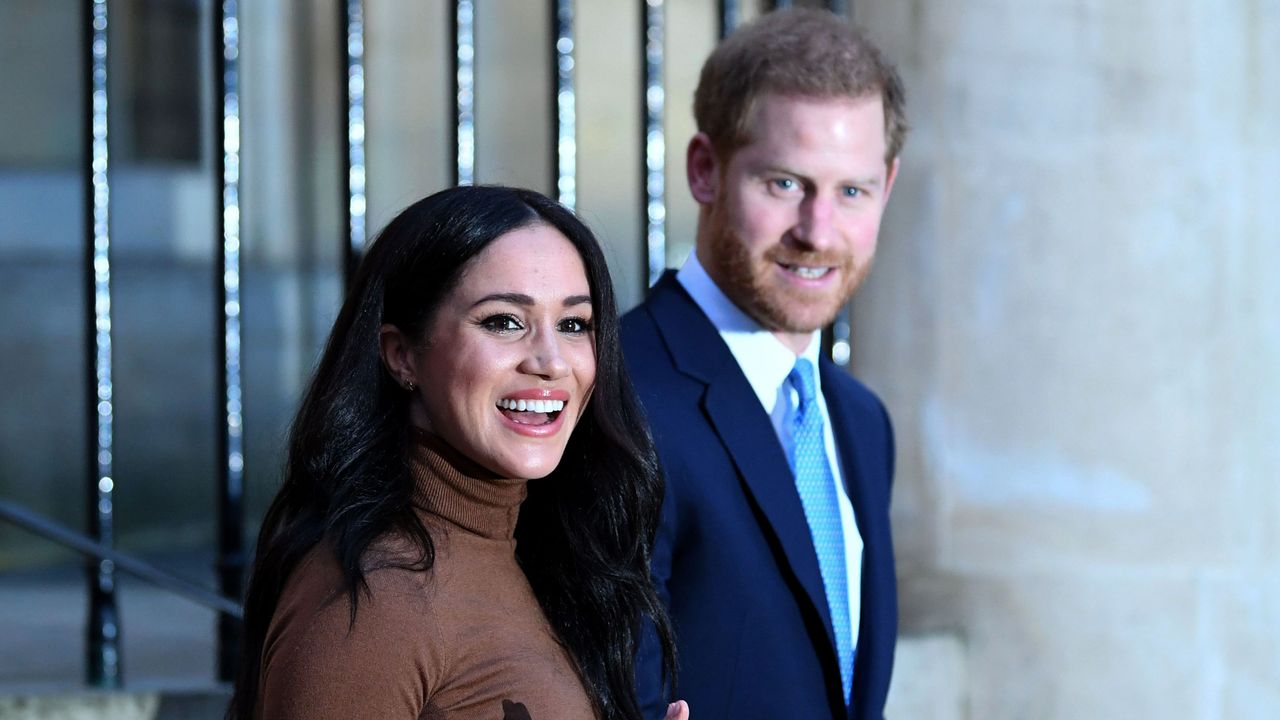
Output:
top-left (0, 498), bottom-right (244, 620)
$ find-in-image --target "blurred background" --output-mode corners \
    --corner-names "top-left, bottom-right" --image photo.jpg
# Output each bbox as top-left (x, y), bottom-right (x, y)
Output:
top-left (0, 0), bottom-right (1276, 718)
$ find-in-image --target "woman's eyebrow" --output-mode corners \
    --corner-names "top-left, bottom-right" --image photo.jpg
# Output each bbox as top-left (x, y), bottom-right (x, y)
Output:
top-left (472, 292), bottom-right (534, 308)
top-left (471, 292), bottom-right (593, 308)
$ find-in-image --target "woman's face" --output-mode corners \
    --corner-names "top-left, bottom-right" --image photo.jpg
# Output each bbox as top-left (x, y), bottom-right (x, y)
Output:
top-left (406, 223), bottom-right (596, 480)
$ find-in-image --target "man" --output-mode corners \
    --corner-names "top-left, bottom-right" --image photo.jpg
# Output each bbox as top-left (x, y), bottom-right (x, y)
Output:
top-left (622, 9), bottom-right (905, 720)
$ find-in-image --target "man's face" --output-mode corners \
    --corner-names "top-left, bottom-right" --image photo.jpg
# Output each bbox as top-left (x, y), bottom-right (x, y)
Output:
top-left (693, 93), bottom-right (898, 341)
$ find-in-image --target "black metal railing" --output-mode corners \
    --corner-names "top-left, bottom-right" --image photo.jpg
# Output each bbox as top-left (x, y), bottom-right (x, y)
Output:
top-left (642, 0), bottom-right (667, 288)
top-left (82, 0), bottom-right (120, 687)
top-left (213, 0), bottom-right (247, 683)
top-left (12, 0), bottom-right (859, 692)
top-left (342, 0), bottom-right (368, 281)
top-left (552, 0), bottom-right (577, 210)
top-left (452, 0), bottom-right (477, 187)
top-left (0, 500), bottom-right (244, 620)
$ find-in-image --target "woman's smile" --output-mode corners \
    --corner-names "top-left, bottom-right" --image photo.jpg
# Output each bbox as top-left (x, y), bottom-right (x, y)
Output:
top-left (495, 389), bottom-right (571, 434)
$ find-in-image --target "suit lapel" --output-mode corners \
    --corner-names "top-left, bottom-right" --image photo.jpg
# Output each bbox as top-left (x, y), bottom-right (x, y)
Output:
top-left (820, 359), bottom-right (876, 541)
top-left (820, 358), bottom-right (886, 717)
top-left (645, 274), bottom-right (838, 654)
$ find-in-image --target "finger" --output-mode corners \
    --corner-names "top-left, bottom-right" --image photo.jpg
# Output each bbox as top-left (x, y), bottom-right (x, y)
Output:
top-left (665, 700), bottom-right (689, 720)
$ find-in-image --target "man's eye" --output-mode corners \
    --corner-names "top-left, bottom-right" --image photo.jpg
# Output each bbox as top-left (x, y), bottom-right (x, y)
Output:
top-left (771, 178), bottom-right (797, 192)
top-left (480, 314), bottom-right (523, 333)
top-left (558, 317), bottom-right (593, 334)
top-left (842, 186), bottom-right (863, 198)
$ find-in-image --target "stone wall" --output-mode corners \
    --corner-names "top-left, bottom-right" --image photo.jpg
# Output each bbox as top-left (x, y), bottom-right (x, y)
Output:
top-left (854, 1), bottom-right (1280, 717)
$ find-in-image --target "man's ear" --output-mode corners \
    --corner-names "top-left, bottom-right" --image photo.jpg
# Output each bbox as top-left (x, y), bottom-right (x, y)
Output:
top-left (379, 323), bottom-right (416, 388)
top-left (686, 132), bottom-right (721, 205)
top-left (882, 156), bottom-right (901, 205)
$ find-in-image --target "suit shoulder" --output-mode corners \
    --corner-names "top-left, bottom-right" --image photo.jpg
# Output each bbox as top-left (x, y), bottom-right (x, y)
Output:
top-left (621, 301), bottom-right (659, 348)
top-left (620, 300), bottom-right (675, 380)
top-left (825, 366), bottom-right (889, 417)
top-left (824, 365), bottom-right (896, 482)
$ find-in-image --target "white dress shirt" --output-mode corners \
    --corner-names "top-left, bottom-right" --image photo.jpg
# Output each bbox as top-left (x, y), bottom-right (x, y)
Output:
top-left (676, 254), bottom-right (863, 655)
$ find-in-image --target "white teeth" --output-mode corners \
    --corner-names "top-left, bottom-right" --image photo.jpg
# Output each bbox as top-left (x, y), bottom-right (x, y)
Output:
top-left (788, 265), bottom-right (830, 279)
top-left (497, 398), bottom-right (565, 412)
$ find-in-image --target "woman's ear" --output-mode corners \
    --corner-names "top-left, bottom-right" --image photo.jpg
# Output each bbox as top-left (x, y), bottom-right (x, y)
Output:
top-left (379, 324), bottom-right (417, 389)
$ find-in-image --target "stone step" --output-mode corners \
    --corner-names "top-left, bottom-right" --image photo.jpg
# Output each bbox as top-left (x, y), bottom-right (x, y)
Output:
top-left (0, 635), bottom-right (966, 719)
top-left (0, 688), bottom-right (231, 720)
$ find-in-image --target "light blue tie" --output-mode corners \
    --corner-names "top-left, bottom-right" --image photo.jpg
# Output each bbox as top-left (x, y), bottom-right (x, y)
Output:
top-left (788, 358), bottom-right (853, 703)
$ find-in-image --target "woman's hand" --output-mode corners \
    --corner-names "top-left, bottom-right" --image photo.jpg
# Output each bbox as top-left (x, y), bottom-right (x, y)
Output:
top-left (665, 700), bottom-right (690, 720)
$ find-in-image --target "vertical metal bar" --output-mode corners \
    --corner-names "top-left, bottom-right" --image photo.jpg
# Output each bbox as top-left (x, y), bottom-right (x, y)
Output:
top-left (642, 0), bottom-right (666, 287)
top-left (452, 0), bottom-right (476, 186)
top-left (84, 0), bottom-right (121, 688)
top-left (718, 0), bottom-right (738, 38)
top-left (214, 0), bottom-right (245, 683)
top-left (343, 0), bottom-right (367, 280)
top-left (552, 0), bottom-right (576, 210)
top-left (829, 312), bottom-right (852, 367)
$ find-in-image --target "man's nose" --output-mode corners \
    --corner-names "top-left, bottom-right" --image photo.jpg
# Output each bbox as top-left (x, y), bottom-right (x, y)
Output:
top-left (790, 194), bottom-right (837, 251)
top-left (518, 328), bottom-right (570, 380)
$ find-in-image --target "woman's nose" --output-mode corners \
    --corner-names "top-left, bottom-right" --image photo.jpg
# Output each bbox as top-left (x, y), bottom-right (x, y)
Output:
top-left (518, 329), bottom-right (570, 379)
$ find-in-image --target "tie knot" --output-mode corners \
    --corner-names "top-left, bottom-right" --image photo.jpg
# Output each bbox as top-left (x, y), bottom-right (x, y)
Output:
top-left (788, 358), bottom-right (818, 410)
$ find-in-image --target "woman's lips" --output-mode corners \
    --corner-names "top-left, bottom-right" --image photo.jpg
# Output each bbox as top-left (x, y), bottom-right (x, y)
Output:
top-left (501, 388), bottom-right (571, 401)
top-left (495, 404), bottom-right (566, 438)
top-left (494, 389), bottom-right (572, 437)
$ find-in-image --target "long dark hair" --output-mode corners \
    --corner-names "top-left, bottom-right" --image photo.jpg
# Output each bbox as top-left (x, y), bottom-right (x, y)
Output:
top-left (228, 186), bottom-right (675, 720)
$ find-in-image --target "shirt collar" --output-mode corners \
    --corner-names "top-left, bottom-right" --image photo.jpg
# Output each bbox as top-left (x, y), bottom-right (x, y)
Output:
top-left (676, 252), bottom-right (823, 414)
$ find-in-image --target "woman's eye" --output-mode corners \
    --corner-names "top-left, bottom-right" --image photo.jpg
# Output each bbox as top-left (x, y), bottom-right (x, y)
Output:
top-left (558, 317), bottom-right (593, 334)
top-left (480, 314), bottom-right (524, 333)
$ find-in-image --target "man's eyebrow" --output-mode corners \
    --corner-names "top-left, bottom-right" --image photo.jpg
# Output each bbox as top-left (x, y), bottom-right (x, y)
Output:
top-left (755, 164), bottom-right (804, 179)
top-left (471, 292), bottom-right (593, 308)
top-left (847, 175), bottom-right (884, 188)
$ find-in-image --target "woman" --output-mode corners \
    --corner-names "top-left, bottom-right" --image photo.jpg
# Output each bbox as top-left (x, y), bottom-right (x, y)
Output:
top-left (227, 186), bottom-right (686, 720)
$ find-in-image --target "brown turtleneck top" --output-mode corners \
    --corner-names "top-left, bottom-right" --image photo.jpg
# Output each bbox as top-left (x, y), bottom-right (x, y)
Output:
top-left (257, 434), bottom-right (596, 719)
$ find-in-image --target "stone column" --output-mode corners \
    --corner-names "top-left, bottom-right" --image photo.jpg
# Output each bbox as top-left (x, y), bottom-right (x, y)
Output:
top-left (855, 1), bottom-right (1280, 717)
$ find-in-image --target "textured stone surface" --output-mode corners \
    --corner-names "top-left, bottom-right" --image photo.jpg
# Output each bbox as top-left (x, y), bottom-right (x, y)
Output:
top-left (0, 690), bottom-right (230, 720)
top-left (886, 634), bottom-right (966, 720)
top-left (0, 694), bottom-right (157, 720)
top-left (854, 0), bottom-right (1280, 717)
top-left (363, 0), bottom-right (452, 231)
top-left (0, 562), bottom-right (218, 688)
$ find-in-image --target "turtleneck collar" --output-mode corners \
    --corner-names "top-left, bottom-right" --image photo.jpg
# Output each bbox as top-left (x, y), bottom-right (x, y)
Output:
top-left (408, 429), bottom-right (528, 541)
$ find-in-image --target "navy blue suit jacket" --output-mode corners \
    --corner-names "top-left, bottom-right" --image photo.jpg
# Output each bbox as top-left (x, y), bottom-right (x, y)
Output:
top-left (623, 273), bottom-right (897, 720)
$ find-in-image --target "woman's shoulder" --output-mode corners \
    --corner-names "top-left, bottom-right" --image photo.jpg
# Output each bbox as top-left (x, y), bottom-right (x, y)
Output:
top-left (259, 540), bottom-right (454, 716)
top-left (275, 537), bottom-right (439, 625)
top-left (265, 539), bottom-right (451, 666)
